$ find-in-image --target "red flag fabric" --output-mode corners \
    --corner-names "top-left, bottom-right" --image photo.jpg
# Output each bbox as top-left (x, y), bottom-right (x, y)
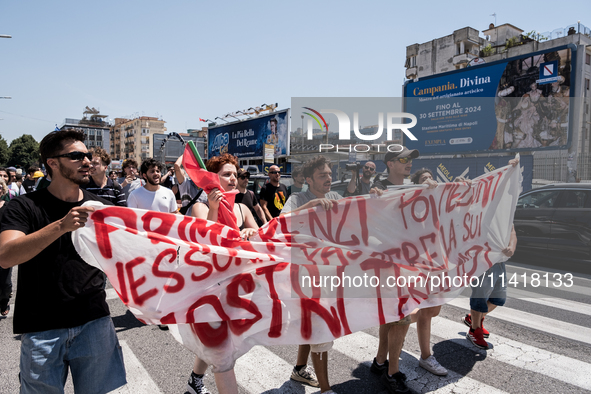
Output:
top-left (182, 145), bottom-right (239, 230)
top-left (199, 118), bottom-right (207, 122)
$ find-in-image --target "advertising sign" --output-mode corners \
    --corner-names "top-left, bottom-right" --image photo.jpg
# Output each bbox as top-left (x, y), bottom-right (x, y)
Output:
top-left (413, 154), bottom-right (533, 192)
top-left (208, 110), bottom-right (289, 158)
top-left (264, 144), bottom-right (274, 163)
top-left (404, 45), bottom-right (575, 154)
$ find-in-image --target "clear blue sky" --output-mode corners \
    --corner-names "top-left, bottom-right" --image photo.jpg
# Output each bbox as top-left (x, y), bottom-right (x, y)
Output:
top-left (0, 0), bottom-right (589, 144)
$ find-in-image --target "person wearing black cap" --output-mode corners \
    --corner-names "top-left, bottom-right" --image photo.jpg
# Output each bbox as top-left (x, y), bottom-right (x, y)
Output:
top-left (370, 146), bottom-right (439, 393)
top-left (372, 147), bottom-right (420, 190)
top-left (236, 168), bottom-right (267, 226)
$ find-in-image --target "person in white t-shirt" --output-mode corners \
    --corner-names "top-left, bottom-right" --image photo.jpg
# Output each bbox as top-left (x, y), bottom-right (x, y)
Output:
top-left (127, 158), bottom-right (177, 331)
top-left (127, 158), bottom-right (178, 214)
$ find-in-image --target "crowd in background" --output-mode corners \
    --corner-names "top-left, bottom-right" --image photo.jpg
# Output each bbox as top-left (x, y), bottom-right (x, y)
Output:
top-left (0, 131), bottom-right (517, 394)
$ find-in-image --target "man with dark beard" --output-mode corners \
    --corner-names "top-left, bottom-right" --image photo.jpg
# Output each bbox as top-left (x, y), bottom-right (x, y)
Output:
top-left (126, 158), bottom-right (178, 330)
top-left (279, 156), bottom-right (344, 394)
top-left (345, 161), bottom-right (376, 196)
top-left (0, 129), bottom-right (126, 394)
top-left (127, 158), bottom-right (178, 214)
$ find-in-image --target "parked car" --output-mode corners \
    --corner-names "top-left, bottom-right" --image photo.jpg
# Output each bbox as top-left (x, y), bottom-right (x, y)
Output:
top-left (514, 183), bottom-right (591, 262)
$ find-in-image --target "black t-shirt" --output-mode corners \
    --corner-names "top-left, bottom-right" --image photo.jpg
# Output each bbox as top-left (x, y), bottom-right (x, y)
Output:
top-left (161, 174), bottom-right (174, 190)
top-left (235, 190), bottom-right (258, 211)
top-left (259, 183), bottom-right (288, 218)
top-left (236, 190), bottom-right (262, 226)
top-left (22, 178), bottom-right (36, 194)
top-left (372, 178), bottom-right (394, 190)
top-left (0, 188), bottom-right (112, 334)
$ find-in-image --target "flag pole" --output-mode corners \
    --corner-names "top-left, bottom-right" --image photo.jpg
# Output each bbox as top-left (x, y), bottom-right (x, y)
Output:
top-left (187, 140), bottom-right (206, 170)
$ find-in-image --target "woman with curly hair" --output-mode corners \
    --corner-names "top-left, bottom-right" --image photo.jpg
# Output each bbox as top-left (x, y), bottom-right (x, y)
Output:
top-left (192, 153), bottom-right (258, 238)
top-left (185, 153), bottom-right (258, 394)
top-left (410, 168), bottom-right (434, 185)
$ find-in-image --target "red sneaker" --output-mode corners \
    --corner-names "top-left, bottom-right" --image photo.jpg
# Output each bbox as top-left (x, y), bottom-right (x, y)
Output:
top-left (462, 314), bottom-right (490, 338)
top-left (467, 327), bottom-right (489, 349)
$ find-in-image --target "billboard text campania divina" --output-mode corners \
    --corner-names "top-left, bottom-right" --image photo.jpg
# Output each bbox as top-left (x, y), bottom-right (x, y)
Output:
top-left (404, 45), bottom-right (575, 154)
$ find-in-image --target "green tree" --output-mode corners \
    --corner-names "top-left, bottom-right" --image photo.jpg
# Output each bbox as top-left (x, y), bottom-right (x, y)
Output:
top-left (0, 135), bottom-right (9, 165)
top-left (8, 134), bottom-right (40, 168)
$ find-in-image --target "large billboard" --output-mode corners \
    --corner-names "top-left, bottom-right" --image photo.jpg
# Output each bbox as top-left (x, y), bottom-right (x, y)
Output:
top-left (404, 45), bottom-right (576, 154)
top-left (153, 133), bottom-right (206, 163)
top-left (208, 110), bottom-right (289, 158)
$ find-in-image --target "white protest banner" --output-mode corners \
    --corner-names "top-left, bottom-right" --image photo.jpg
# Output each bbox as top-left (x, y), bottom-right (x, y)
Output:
top-left (73, 160), bottom-right (521, 371)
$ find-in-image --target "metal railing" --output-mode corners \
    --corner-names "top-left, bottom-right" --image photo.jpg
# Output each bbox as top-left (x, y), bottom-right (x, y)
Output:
top-left (539, 22), bottom-right (591, 41)
top-left (533, 152), bottom-right (591, 182)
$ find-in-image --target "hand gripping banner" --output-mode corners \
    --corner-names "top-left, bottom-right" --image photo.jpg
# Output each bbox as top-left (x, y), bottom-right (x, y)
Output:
top-left (73, 159), bottom-right (521, 371)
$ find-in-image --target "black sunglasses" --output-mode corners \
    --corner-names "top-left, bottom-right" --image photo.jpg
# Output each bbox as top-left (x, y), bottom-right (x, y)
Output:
top-left (268, 171), bottom-right (280, 175)
top-left (363, 165), bottom-right (376, 171)
top-left (52, 151), bottom-right (93, 161)
top-left (238, 175), bottom-right (250, 179)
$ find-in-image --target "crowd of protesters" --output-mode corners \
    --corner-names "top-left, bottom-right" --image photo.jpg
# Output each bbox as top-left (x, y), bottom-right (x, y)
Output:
top-left (0, 129), bottom-right (518, 394)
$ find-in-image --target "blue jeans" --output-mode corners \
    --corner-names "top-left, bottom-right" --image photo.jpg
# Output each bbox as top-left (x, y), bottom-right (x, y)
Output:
top-left (469, 262), bottom-right (507, 313)
top-left (19, 316), bottom-right (126, 394)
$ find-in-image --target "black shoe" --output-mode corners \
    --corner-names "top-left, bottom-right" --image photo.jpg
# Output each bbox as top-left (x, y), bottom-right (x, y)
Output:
top-left (381, 371), bottom-right (410, 393)
top-left (185, 372), bottom-right (211, 394)
top-left (370, 357), bottom-right (389, 375)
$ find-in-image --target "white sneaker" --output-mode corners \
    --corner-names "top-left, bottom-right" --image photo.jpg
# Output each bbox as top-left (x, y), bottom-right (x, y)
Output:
top-left (419, 355), bottom-right (448, 376)
top-left (290, 365), bottom-right (320, 387)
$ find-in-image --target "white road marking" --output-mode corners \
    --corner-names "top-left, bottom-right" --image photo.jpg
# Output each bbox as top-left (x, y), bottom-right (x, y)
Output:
top-left (234, 346), bottom-right (318, 394)
top-left (448, 297), bottom-right (591, 345)
top-left (110, 340), bottom-right (163, 393)
top-left (332, 331), bottom-right (509, 394)
top-left (429, 314), bottom-right (591, 391)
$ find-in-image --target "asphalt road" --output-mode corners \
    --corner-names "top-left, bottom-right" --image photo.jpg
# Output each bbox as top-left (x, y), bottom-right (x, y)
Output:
top-left (1, 257), bottom-right (590, 394)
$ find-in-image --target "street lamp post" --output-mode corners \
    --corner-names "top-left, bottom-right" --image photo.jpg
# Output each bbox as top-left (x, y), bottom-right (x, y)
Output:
top-left (301, 115), bottom-right (304, 152)
top-left (0, 35), bottom-right (11, 38)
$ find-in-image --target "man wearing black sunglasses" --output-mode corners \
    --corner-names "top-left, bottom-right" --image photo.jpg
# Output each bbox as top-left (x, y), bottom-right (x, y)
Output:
top-left (345, 161), bottom-right (376, 196)
top-left (0, 129), bottom-right (126, 393)
top-left (372, 147), bottom-right (419, 191)
top-left (259, 165), bottom-right (288, 220)
top-left (236, 168), bottom-right (267, 226)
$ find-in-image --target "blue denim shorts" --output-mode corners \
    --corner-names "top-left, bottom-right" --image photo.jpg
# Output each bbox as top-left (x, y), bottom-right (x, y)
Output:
top-left (469, 262), bottom-right (507, 313)
top-left (19, 316), bottom-right (126, 394)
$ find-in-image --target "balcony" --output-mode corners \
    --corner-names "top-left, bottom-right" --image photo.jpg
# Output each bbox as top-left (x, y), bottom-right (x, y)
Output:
top-left (452, 52), bottom-right (476, 66)
top-left (406, 66), bottom-right (418, 80)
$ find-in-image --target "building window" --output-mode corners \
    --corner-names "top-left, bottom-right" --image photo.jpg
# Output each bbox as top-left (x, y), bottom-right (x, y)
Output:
top-left (586, 53), bottom-right (591, 65)
top-left (586, 78), bottom-right (590, 90)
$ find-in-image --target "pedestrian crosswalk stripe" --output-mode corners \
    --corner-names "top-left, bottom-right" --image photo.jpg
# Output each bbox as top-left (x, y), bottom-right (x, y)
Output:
top-left (106, 288), bottom-right (119, 300)
top-left (508, 287), bottom-right (591, 315)
top-left (428, 315), bottom-right (591, 391)
top-left (506, 264), bottom-right (591, 297)
top-left (447, 297), bottom-right (591, 345)
top-left (111, 340), bottom-right (163, 393)
top-left (331, 331), bottom-right (510, 394)
top-left (235, 345), bottom-right (318, 393)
